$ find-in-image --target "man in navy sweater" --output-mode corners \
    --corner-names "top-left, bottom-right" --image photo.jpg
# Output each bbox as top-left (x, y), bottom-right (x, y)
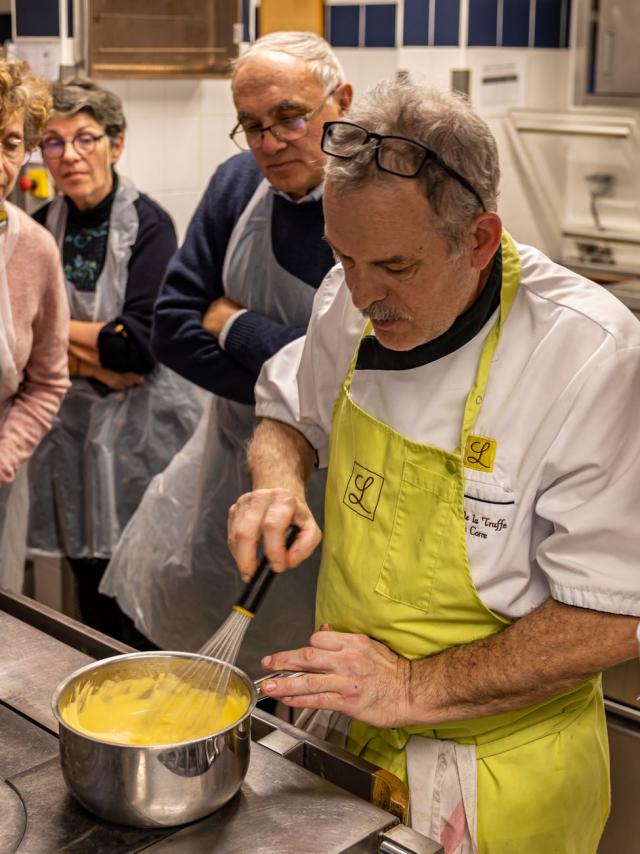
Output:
top-left (100, 32), bottom-right (353, 670)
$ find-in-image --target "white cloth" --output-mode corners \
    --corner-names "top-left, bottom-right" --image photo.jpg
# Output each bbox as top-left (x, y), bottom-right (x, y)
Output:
top-left (256, 242), bottom-right (640, 620)
top-left (295, 707), bottom-right (351, 749)
top-left (407, 737), bottom-right (477, 854)
top-left (296, 707), bottom-right (477, 854)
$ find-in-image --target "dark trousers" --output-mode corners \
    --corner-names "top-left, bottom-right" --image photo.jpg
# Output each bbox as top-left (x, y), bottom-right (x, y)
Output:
top-left (67, 557), bottom-right (157, 650)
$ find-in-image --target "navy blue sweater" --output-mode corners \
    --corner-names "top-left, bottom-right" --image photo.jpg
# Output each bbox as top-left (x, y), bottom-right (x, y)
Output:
top-left (151, 152), bottom-right (335, 405)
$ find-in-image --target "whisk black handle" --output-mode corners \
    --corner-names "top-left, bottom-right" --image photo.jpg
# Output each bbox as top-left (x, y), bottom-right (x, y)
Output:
top-left (237, 524), bottom-right (301, 616)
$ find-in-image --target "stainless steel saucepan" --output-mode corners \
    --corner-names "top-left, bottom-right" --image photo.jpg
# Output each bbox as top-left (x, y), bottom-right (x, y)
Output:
top-left (52, 651), bottom-right (267, 828)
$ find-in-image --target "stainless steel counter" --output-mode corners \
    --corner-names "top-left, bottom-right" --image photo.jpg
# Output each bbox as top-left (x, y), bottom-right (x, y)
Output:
top-left (0, 592), bottom-right (442, 854)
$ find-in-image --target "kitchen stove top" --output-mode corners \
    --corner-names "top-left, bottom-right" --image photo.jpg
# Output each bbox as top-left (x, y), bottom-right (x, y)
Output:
top-left (0, 593), bottom-right (441, 854)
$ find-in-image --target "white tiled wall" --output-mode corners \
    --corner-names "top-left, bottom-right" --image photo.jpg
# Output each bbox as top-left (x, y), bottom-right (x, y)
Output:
top-left (109, 78), bottom-right (238, 243)
top-left (113, 46), bottom-right (571, 251)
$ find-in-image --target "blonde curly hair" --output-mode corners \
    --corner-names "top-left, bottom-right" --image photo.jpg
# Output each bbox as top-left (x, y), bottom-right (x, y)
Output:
top-left (0, 59), bottom-right (52, 151)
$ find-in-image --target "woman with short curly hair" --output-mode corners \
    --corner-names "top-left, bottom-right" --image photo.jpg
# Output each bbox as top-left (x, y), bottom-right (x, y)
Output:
top-left (0, 59), bottom-right (70, 591)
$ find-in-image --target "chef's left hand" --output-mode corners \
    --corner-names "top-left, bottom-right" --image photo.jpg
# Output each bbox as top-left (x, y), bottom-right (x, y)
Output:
top-left (203, 296), bottom-right (244, 338)
top-left (260, 629), bottom-right (412, 729)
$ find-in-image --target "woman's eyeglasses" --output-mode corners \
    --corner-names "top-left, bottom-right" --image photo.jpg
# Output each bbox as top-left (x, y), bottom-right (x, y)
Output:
top-left (40, 132), bottom-right (106, 160)
top-left (321, 120), bottom-right (486, 212)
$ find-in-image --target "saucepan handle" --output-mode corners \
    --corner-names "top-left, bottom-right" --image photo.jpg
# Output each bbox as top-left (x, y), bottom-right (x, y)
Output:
top-left (254, 671), bottom-right (304, 698)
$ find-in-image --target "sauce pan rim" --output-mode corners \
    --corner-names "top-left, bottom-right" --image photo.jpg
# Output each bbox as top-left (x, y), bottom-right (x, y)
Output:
top-left (51, 650), bottom-right (257, 749)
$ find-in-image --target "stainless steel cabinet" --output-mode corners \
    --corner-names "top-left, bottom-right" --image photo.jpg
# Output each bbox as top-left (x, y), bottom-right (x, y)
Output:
top-left (574, 0), bottom-right (640, 106)
top-left (77, 0), bottom-right (241, 79)
top-left (599, 711), bottom-right (640, 852)
top-left (595, 0), bottom-right (640, 96)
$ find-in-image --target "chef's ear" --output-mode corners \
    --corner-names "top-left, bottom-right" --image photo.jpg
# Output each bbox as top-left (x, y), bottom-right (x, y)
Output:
top-left (333, 83), bottom-right (353, 115)
top-left (469, 211), bottom-right (502, 271)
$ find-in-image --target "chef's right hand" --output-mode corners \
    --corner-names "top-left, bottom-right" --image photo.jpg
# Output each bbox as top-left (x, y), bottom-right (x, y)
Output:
top-left (228, 488), bottom-right (322, 582)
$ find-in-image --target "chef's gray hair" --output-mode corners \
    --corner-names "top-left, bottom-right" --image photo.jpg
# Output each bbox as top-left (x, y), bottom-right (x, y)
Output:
top-left (326, 79), bottom-right (500, 253)
top-left (52, 78), bottom-right (126, 143)
top-left (232, 31), bottom-right (346, 94)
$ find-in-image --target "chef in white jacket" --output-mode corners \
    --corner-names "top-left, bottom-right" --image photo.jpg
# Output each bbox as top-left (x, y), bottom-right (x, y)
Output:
top-left (228, 80), bottom-right (640, 853)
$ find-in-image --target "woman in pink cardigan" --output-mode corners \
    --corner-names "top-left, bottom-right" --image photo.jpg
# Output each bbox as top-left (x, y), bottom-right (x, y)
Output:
top-left (0, 59), bottom-right (69, 590)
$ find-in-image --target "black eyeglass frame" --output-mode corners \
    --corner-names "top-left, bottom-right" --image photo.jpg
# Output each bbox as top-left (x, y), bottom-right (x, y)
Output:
top-left (229, 88), bottom-right (338, 152)
top-left (321, 120), bottom-right (486, 212)
top-left (40, 132), bottom-right (107, 160)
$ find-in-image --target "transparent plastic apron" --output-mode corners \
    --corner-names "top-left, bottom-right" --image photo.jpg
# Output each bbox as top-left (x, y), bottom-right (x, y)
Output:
top-left (316, 233), bottom-right (609, 853)
top-left (101, 179), bottom-right (327, 674)
top-left (28, 177), bottom-right (204, 559)
top-left (0, 203), bottom-right (29, 591)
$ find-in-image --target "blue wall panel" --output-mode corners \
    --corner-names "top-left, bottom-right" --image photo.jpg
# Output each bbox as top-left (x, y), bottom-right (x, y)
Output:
top-left (330, 5), bottom-right (360, 48)
top-left (503, 0), bottom-right (530, 46)
top-left (403, 0), bottom-right (429, 46)
top-left (244, 0), bottom-right (570, 51)
top-left (15, 0), bottom-right (59, 37)
top-left (242, 0), bottom-right (250, 42)
top-left (468, 0), bottom-right (498, 46)
top-left (534, 0), bottom-right (563, 48)
top-left (0, 14), bottom-right (11, 43)
top-left (434, 0), bottom-right (459, 46)
top-left (365, 4), bottom-right (396, 47)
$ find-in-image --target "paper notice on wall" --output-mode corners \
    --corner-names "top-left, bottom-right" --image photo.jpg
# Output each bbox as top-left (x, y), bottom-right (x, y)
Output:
top-left (6, 40), bottom-right (60, 81)
top-left (475, 59), bottom-right (526, 117)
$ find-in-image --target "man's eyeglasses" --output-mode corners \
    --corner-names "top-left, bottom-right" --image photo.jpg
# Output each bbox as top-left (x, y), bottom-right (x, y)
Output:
top-left (40, 132), bottom-right (106, 160)
top-left (321, 120), bottom-right (486, 212)
top-left (230, 89), bottom-right (336, 152)
top-left (0, 136), bottom-right (25, 164)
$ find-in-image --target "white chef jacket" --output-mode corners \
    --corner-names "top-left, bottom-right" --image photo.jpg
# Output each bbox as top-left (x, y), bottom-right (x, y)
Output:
top-left (256, 241), bottom-right (640, 620)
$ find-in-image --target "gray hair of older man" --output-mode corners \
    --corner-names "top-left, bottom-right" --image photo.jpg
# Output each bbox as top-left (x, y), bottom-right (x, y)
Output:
top-left (326, 80), bottom-right (500, 253)
top-left (232, 31), bottom-right (346, 94)
top-left (51, 78), bottom-right (126, 142)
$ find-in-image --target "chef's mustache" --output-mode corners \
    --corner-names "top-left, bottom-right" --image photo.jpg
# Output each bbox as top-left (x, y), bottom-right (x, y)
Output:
top-left (362, 302), bottom-right (413, 322)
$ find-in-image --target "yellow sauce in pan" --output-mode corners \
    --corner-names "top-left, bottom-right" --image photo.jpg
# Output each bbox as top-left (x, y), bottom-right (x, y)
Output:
top-left (61, 673), bottom-right (249, 745)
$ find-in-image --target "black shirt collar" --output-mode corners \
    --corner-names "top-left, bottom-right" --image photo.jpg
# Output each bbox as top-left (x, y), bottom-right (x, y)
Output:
top-left (355, 246), bottom-right (502, 372)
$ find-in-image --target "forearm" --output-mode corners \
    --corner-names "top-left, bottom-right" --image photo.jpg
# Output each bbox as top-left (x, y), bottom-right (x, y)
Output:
top-left (261, 598), bottom-right (639, 727)
top-left (248, 418), bottom-right (316, 498)
top-left (69, 340), bottom-right (101, 368)
top-left (0, 377), bottom-right (69, 482)
top-left (229, 418), bottom-right (321, 575)
top-left (69, 320), bottom-right (105, 349)
top-left (408, 599), bottom-right (639, 724)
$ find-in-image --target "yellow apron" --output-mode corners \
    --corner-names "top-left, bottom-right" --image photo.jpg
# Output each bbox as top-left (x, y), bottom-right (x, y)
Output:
top-left (316, 233), bottom-right (610, 852)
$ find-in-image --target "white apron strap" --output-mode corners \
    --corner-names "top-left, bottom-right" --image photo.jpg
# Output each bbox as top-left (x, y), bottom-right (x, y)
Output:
top-left (221, 178), bottom-right (271, 290)
top-left (406, 735), bottom-right (478, 854)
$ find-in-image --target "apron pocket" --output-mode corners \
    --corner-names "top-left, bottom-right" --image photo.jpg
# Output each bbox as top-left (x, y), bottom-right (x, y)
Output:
top-left (375, 459), bottom-right (454, 613)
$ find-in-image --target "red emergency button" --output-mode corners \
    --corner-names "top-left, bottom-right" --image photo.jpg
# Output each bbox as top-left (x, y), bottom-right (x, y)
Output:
top-left (19, 175), bottom-right (37, 191)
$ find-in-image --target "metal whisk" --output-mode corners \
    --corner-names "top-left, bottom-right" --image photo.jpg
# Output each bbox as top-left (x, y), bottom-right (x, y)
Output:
top-left (167, 525), bottom-right (300, 734)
